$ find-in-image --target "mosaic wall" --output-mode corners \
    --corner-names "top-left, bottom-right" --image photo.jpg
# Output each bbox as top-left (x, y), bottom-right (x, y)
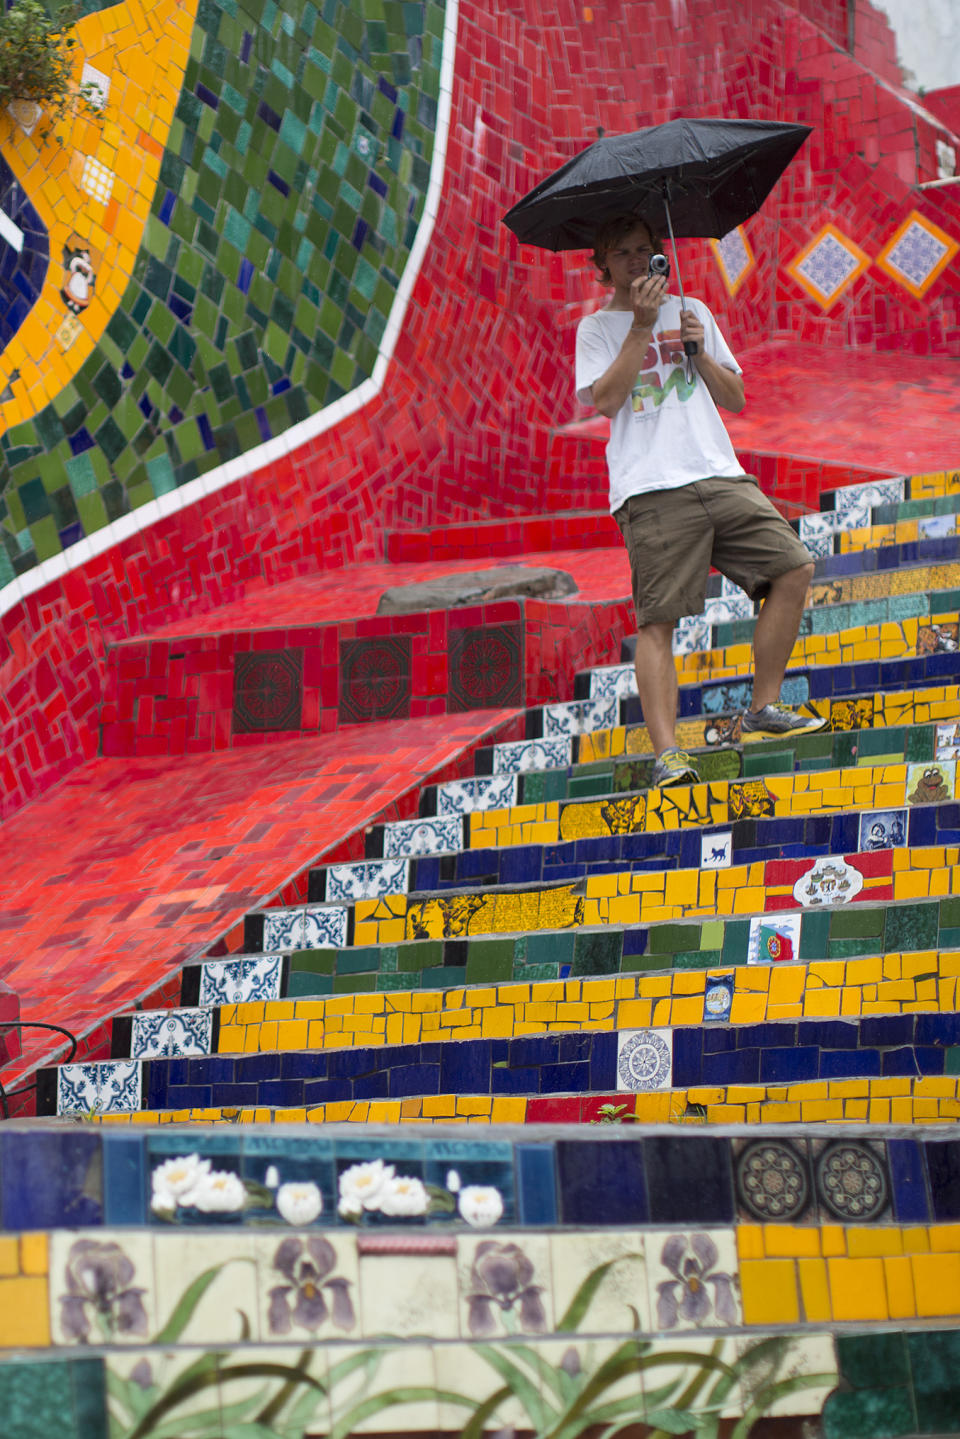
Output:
top-left (2, 0), bottom-right (960, 820)
top-left (0, 0), bottom-right (445, 585)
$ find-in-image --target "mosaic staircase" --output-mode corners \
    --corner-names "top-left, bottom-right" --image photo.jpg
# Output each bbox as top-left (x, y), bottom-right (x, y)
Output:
top-left (3, 470), bottom-right (960, 1437)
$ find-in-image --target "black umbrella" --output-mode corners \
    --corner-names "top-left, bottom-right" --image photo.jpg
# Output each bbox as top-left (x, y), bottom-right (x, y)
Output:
top-left (504, 117), bottom-right (810, 357)
top-left (502, 118), bottom-right (812, 252)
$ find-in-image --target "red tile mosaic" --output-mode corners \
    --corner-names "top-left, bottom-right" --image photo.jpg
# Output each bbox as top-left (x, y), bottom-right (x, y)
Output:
top-left (0, 709), bottom-right (526, 1089)
top-left (4, 0), bottom-right (960, 827)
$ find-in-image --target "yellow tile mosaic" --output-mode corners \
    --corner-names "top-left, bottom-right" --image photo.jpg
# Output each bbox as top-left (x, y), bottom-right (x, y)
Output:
top-left (739, 1223), bottom-right (960, 1326)
top-left (96, 1075), bottom-right (960, 1129)
top-left (664, 612), bottom-right (958, 689)
top-left (910, 469), bottom-right (960, 499)
top-left (0, 0), bottom-right (198, 430)
top-left (839, 516), bottom-right (960, 551)
top-left (217, 951), bottom-right (960, 1054)
top-left (0, 1235), bottom-right (49, 1347)
top-left (579, 683), bottom-right (960, 763)
top-left (470, 763), bottom-right (941, 851)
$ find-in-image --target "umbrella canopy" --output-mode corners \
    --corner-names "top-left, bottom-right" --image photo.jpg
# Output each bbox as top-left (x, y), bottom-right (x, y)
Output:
top-left (503, 117), bottom-right (812, 251)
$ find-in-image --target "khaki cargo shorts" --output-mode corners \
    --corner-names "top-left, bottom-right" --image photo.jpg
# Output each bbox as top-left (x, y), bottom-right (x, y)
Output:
top-left (613, 475), bottom-right (813, 626)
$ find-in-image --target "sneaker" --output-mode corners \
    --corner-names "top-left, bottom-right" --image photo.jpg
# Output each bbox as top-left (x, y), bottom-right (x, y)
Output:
top-left (741, 702), bottom-right (827, 736)
top-left (651, 747), bottom-right (700, 787)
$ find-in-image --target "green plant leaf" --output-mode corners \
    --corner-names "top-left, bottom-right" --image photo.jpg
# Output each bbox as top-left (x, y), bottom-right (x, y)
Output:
top-left (105, 1370), bottom-right (157, 1423)
top-left (556, 1254), bottom-right (643, 1332)
top-left (646, 1407), bottom-right (714, 1433)
top-left (328, 1386), bottom-right (473, 1439)
top-left (153, 1265), bottom-right (226, 1345)
top-left (475, 1343), bottom-right (554, 1431)
top-left (460, 1384), bottom-right (514, 1439)
top-left (728, 1370), bottom-right (836, 1439)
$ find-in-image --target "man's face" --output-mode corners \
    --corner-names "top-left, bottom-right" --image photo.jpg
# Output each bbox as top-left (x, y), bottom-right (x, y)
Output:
top-left (601, 225), bottom-right (656, 289)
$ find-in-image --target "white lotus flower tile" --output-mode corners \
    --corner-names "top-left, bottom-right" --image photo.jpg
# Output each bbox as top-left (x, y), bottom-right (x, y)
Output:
top-left (491, 736), bottom-right (572, 773)
top-left (325, 859), bottom-right (410, 901)
top-left (436, 774), bottom-right (519, 816)
top-left (302, 907), bottom-right (349, 949)
top-left (130, 1008), bottom-right (213, 1059)
top-left (542, 695), bottom-right (619, 736)
top-left (198, 955), bottom-right (284, 1006)
top-left (588, 664), bottom-right (637, 702)
top-left (382, 815), bottom-right (464, 858)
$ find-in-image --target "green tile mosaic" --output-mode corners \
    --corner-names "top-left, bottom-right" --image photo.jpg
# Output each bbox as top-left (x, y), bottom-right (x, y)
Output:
top-left (0, 0), bottom-right (446, 577)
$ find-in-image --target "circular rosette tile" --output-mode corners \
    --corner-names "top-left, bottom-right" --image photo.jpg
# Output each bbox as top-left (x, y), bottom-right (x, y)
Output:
top-left (814, 1141), bottom-right (889, 1222)
top-left (616, 1028), bottom-right (672, 1092)
top-left (735, 1140), bottom-right (810, 1222)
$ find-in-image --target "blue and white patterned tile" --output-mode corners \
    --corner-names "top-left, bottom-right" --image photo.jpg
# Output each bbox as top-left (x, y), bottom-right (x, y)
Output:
top-left (262, 908), bottom-right (305, 952)
top-left (542, 695), bottom-right (619, 737)
top-left (795, 526), bottom-right (834, 560)
top-left (383, 815), bottom-right (464, 857)
top-left (588, 663), bottom-right (637, 702)
top-left (198, 954), bottom-right (284, 1006)
top-left (131, 1008), bottom-right (213, 1059)
top-left (719, 575), bottom-right (751, 601)
top-left (702, 595), bottom-right (754, 624)
top-left (794, 229), bottom-right (863, 304)
top-left (436, 775), bottom-right (519, 816)
top-left (302, 907), bottom-right (349, 949)
top-left (58, 1060), bottom-right (142, 1115)
top-left (673, 616), bottom-right (711, 655)
top-left (325, 860), bottom-right (410, 901)
top-left (491, 736), bottom-right (572, 774)
top-left (616, 1029), bottom-right (673, 1093)
top-left (832, 476), bottom-right (905, 512)
top-left (800, 507), bottom-right (869, 539)
top-left (883, 217), bottom-right (953, 291)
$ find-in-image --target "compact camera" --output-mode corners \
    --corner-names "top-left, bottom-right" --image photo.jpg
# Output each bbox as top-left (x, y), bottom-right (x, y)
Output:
top-left (648, 253), bottom-right (670, 278)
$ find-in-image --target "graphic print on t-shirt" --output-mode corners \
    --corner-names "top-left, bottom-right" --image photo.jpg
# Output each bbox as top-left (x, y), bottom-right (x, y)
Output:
top-left (630, 328), bottom-right (697, 416)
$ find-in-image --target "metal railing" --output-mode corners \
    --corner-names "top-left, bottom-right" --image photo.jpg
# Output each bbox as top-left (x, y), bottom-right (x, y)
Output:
top-left (0, 1022), bottom-right (78, 1120)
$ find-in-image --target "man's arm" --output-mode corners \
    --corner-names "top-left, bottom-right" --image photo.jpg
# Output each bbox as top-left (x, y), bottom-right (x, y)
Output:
top-left (680, 309), bottom-right (745, 413)
top-left (588, 272), bottom-right (668, 418)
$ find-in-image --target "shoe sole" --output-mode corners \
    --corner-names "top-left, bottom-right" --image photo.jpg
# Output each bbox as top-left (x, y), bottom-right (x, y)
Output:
top-left (654, 771), bottom-right (700, 787)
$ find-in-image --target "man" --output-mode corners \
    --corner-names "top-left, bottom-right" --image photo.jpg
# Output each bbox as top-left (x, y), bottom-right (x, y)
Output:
top-left (575, 215), bottom-right (825, 788)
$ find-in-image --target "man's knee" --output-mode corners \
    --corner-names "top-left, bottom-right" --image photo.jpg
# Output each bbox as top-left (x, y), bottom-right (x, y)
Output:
top-left (769, 562), bottom-right (814, 596)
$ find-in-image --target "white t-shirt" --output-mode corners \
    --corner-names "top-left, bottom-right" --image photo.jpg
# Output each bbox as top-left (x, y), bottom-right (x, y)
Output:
top-left (575, 295), bottom-right (745, 515)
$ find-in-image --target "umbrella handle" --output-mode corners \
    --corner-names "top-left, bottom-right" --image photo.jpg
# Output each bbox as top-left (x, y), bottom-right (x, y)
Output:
top-left (662, 188), bottom-right (697, 361)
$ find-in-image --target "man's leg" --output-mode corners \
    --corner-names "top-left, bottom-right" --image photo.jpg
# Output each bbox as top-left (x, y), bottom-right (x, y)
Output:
top-left (633, 621), bottom-right (680, 753)
top-left (749, 562), bottom-right (815, 711)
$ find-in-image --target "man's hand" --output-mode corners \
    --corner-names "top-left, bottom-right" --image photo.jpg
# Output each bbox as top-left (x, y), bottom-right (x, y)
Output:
top-left (630, 272), bottom-right (667, 331)
top-left (679, 308), bottom-right (705, 355)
